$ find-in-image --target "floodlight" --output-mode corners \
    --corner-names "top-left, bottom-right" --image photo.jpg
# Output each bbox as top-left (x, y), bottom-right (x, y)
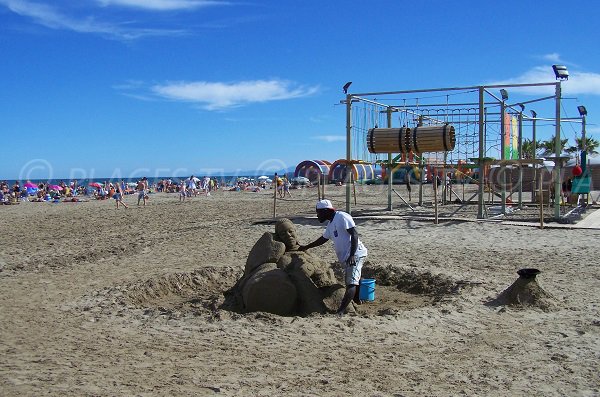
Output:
top-left (500, 89), bottom-right (509, 101)
top-left (517, 103), bottom-right (525, 111)
top-left (552, 65), bottom-right (569, 80)
top-left (530, 110), bottom-right (537, 118)
top-left (577, 105), bottom-right (587, 116)
top-left (342, 81), bottom-right (352, 94)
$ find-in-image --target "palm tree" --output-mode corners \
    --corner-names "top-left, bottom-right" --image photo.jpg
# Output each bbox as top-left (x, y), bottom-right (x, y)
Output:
top-left (540, 135), bottom-right (569, 156)
top-left (521, 138), bottom-right (542, 159)
top-left (574, 136), bottom-right (599, 155)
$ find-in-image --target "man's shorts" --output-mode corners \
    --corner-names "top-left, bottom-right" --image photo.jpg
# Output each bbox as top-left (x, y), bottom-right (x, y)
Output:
top-left (138, 191), bottom-right (145, 199)
top-left (344, 255), bottom-right (367, 286)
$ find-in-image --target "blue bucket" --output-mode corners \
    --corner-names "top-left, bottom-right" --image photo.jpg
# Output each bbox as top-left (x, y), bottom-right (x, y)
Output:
top-left (359, 278), bottom-right (375, 301)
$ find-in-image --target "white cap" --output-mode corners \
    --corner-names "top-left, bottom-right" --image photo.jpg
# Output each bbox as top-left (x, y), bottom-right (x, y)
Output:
top-left (316, 199), bottom-right (335, 210)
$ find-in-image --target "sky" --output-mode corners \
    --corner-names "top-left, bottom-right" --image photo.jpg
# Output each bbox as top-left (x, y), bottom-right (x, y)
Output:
top-left (1, 0), bottom-right (600, 181)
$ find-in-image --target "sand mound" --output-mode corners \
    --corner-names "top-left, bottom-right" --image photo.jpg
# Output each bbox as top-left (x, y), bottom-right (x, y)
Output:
top-left (487, 273), bottom-right (557, 311)
top-left (363, 263), bottom-right (462, 296)
top-left (76, 263), bottom-right (469, 320)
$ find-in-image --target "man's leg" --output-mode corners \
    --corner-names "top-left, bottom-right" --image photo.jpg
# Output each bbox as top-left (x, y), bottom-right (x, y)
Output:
top-left (337, 285), bottom-right (357, 315)
top-left (353, 284), bottom-right (362, 305)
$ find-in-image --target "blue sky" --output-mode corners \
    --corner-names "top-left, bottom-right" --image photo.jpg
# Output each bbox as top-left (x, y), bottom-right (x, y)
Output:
top-left (1, 0), bottom-right (599, 180)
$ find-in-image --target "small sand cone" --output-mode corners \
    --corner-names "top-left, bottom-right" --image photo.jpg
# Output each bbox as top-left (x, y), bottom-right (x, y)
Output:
top-left (488, 269), bottom-right (556, 311)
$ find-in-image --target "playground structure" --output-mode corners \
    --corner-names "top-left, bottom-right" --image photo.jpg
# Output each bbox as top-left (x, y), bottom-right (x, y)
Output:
top-left (341, 81), bottom-right (588, 221)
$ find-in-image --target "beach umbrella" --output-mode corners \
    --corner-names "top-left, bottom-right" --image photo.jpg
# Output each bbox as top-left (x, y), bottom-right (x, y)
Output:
top-left (24, 182), bottom-right (38, 189)
top-left (48, 184), bottom-right (63, 191)
top-left (126, 182), bottom-right (138, 187)
top-left (257, 176), bottom-right (269, 180)
top-left (89, 182), bottom-right (103, 188)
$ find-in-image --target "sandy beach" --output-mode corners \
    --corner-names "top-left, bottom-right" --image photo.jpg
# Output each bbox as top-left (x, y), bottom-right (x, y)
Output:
top-left (1, 185), bottom-right (599, 396)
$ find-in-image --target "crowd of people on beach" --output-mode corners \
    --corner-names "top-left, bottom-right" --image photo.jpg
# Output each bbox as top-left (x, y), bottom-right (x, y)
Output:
top-left (0, 173), bottom-right (309, 207)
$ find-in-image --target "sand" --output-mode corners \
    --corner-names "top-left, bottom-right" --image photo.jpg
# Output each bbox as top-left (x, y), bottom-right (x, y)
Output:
top-left (1, 185), bottom-right (599, 396)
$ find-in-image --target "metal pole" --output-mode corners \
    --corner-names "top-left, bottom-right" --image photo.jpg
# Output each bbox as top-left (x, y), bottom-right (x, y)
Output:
top-left (554, 83), bottom-right (562, 219)
top-left (581, 114), bottom-right (587, 173)
top-left (532, 112), bottom-right (537, 203)
top-left (500, 99), bottom-right (506, 214)
top-left (539, 174), bottom-right (544, 229)
top-left (317, 172), bottom-right (321, 201)
top-left (477, 87), bottom-right (486, 219)
top-left (345, 94), bottom-right (352, 214)
top-left (418, 115), bottom-right (424, 206)
top-left (273, 176), bottom-right (277, 219)
top-left (433, 167), bottom-right (439, 224)
top-left (518, 110), bottom-right (523, 209)
top-left (387, 107), bottom-right (393, 211)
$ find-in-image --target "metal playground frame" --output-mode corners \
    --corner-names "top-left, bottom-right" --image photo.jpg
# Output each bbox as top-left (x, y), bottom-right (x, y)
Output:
top-left (343, 81), bottom-right (580, 221)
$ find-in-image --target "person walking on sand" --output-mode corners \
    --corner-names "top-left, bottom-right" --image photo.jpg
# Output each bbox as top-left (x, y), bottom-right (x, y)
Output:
top-left (179, 179), bottom-right (186, 202)
top-left (137, 177), bottom-right (148, 206)
top-left (283, 176), bottom-right (292, 198)
top-left (299, 199), bottom-right (368, 315)
top-left (113, 181), bottom-right (128, 209)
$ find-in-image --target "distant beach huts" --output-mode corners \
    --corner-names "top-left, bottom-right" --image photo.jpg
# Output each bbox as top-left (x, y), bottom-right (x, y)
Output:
top-left (294, 159), bottom-right (375, 183)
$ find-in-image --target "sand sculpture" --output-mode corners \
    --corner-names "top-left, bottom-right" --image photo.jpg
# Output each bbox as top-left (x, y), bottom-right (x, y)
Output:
top-left (227, 218), bottom-right (346, 316)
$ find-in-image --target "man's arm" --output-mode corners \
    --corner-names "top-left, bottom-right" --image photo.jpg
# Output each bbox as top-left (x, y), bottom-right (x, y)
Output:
top-left (346, 227), bottom-right (358, 265)
top-left (298, 236), bottom-right (328, 251)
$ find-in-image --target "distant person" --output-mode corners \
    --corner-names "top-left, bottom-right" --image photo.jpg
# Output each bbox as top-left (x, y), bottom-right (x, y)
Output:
top-left (179, 179), bottom-right (187, 202)
top-left (12, 181), bottom-right (20, 198)
top-left (276, 175), bottom-right (285, 198)
top-left (282, 176), bottom-right (292, 198)
top-left (187, 175), bottom-right (197, 197)
top-left (113, 181), bottom-right (128, 209)
top-left (137, 177), bottom-right (148, 206)
top-left (299, 199), bottom-right (368, 315)
top-left (202, 176), bottom-right (211, 196)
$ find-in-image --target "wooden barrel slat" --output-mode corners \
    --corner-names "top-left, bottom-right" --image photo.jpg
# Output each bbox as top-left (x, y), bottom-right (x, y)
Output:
top-left (367, 128), bottom-right (410, 153)
top-left (408, 125), bottom-right (456, 153)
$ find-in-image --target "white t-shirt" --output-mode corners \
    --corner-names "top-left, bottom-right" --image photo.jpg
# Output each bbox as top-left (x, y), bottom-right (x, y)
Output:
top-left (323, 211), bottom-right (367, 262)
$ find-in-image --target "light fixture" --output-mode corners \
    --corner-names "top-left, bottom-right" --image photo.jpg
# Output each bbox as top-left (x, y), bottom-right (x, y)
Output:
top-left (518, 103), bottom-right (525, 111)
top-left (500, 89), bottom-right (508, 101)
top-left (577, 105), bottom-right (587, 116)
top-left (552, 65), bottom-right (569, 80)
top-left (342, 81), bottom-right (352, 94)
top-left (530, 110), bottom-right (537, 118)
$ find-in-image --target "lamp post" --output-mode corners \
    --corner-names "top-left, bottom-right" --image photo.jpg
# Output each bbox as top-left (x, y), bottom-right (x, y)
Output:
top-left (517, 103), bottom-right (525, 209)
top-left (552, 65), bottom-right (568, 219)
top-left (499, 89), bottom-right (508, 214)
top-left (578, 105), bottom-right (588, 173)
top-left (531, 110), bottom-right (537, 204)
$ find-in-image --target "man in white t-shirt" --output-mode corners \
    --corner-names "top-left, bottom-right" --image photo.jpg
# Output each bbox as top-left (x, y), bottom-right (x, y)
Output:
top-left (299, 199), bottom-right (368, 315)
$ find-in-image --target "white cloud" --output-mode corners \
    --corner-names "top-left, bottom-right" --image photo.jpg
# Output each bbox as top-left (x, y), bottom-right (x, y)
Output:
top-left (542, 53), bottom-right (562, 63)
top-left (312, 135), bottom-right (345, 143)
top-left (96, 0), bottom-right (226, 11)
top-left (486, 65), bottom-right (600, 96)
top-left (0, 0), bottom-right (187, 39)
top-left (151, 79), bottom-right (320, 110)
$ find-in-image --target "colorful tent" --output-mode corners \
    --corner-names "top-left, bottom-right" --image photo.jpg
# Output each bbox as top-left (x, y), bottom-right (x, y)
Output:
top-left (328, 160), bottom-right (375, 182)
top-left (381, 164), bottom-right (421, 183)
top-left (294, 160), bottom-right (332, 182)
